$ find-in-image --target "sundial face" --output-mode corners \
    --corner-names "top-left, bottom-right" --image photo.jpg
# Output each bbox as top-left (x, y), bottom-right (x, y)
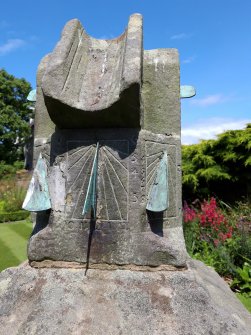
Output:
top-left (66, 140), bottom-right (129, 221)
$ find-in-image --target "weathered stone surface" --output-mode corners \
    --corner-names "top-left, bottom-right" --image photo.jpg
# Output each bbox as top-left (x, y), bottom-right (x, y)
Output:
top-left (142, 49), bottom-right (181, 136)
top-left (41, 14), bottom-right (142, 128)
top-left (27, 14), bottom-right (185, 267)
top-left (34, 54), bottom-right (55, 140)
top-left (28, 129), bottom-right (186, 267)
top-left (1, 260), bottom-right (250, 335)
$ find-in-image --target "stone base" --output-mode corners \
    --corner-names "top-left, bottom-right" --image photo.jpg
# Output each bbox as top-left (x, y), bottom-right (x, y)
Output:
top-left (29, 129), bottom-right (186, 268)
top-left (0, 260), bottom-right (250, 335)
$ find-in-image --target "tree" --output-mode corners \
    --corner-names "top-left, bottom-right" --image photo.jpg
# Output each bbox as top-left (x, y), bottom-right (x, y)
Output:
top-left (0, 69), bottom-right (32, 164)
top-left (182, 125), bottom-right (251, 203)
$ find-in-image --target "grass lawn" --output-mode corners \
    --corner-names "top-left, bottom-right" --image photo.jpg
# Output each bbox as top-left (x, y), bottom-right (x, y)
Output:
top-left (0, 220), bottom-right (32, 272)
top-left (236, 293), bottom-right (251, 313)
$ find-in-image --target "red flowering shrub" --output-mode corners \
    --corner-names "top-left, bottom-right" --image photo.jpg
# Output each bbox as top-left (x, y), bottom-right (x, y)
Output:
top-left (183, 201), bottom-right (197, 223)
top-left (183, 198), bottom-right (251, 296)
top-left (183, 197), bottom-right (234, 246)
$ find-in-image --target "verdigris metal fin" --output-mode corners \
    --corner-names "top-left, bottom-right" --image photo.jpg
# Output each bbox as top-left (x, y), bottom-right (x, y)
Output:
top-left (22, 153), bottom-right (51, 211)
top-left (27, 89), bottom-right (36, 102)
top-left (82, 142), bottom-right (99, 219)
top-left (180, 85), bottom-right (196, 98)
top-left (146, 151), bottom-right (168, 212)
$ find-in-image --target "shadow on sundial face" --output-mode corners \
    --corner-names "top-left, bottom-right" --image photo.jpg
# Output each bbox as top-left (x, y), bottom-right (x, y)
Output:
top-left (48, 128), bottom-right (139, 166)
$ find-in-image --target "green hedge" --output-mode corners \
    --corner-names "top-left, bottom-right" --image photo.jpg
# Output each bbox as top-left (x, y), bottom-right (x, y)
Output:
top-left (182, 124), bottom-right (251, 203)
top-left (0, 161), bottom-right (24, 180)
top-left (0, 210), bottom-right (30, 223)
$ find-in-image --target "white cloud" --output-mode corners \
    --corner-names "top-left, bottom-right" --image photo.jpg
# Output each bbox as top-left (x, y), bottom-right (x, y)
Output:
top-left (182, 119), bottom-right (251, 144)
top-left (170, 33), bottom-right (192, 40)
top-left (182, 55), bottom-right (196, 64)
top-left (191, 94), bottom-right (229, 107)
top-left (0, 39), bottom-right (25, 55)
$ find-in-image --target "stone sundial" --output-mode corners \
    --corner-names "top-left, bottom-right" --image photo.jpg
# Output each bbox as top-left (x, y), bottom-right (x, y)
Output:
top-left (23, 13), bottom-right (195, 268)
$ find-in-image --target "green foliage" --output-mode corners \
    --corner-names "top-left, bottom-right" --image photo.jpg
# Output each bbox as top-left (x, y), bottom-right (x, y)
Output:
top-left (192, 239), bottom-right (245, 277)
top-left (182, 125), bottom-right (251, 202)
top-left (0, 182), bottom-right (26, 212)
top-left (0, 178), bottom-right (28, 222)
top-left (184, 225), bottom-right (242, 277)
top-left (0, 210), bottom-right (30, 223)
top-left (0, 160), bottom-right (24, 180)
top-left (231, 262), bottom-right (251, 297)
top-left (182, 218), bottom-right (200, 255)
top-left (0, 69), bottom-right (32, 164)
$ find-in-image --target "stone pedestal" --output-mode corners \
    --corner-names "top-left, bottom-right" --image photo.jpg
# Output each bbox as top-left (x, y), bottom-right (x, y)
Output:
top-left (0, 260), bottom-right (251, 335)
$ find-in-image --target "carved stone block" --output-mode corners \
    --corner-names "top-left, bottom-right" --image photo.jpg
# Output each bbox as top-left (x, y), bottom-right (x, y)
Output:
top-left (27, 14), bottom-right (187, 267)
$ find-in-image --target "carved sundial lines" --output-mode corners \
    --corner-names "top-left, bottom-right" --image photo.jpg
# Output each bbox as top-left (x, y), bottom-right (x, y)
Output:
top-left (102, 146), bottom-right (128, 171)
top-left (98, 162), bottom-right (109, 220)
top-left (145, 152), bottom-right (163, 179)
top-left (71, 159), bottom-right (93, 219)
top-left (102, 147), bottom-right (128, 218)
top-left (146, 164), bottom-right (159, 191)
top-left (146, 154), bottom-right (162, 172)
top-left (70, 148), bottom-right (94, 219)
top-left (103, 161), bottom-right (123, 221)
top-left (99, 143), bottom-right (129, 221)
top-left (103, 151), bottom-right (128, 195)
top-left (145, 151), bottom-right (164, 194)
top-left (68, 145), bottom-right (93, 173)
top-left (67, 146), bottom-right (94, 192)
top-left (67, 143), bottom-right (92, 174)
top-left (68, 141), bottom-right (92, 158)
top-left (102, 148), bottom-right (128, 193)
top-left (145, 151), bottom-right (163, 159)
top-left (146, 155), bottom-right (162, 179)
top-left (66, 140), bottom-right (129, 221)
top-left (66, 143), bottom-right (94, 219)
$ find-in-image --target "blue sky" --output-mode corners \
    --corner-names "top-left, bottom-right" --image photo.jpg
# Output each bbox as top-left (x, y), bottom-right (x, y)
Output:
top-left (1, 0), bottom-right (250, 143)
